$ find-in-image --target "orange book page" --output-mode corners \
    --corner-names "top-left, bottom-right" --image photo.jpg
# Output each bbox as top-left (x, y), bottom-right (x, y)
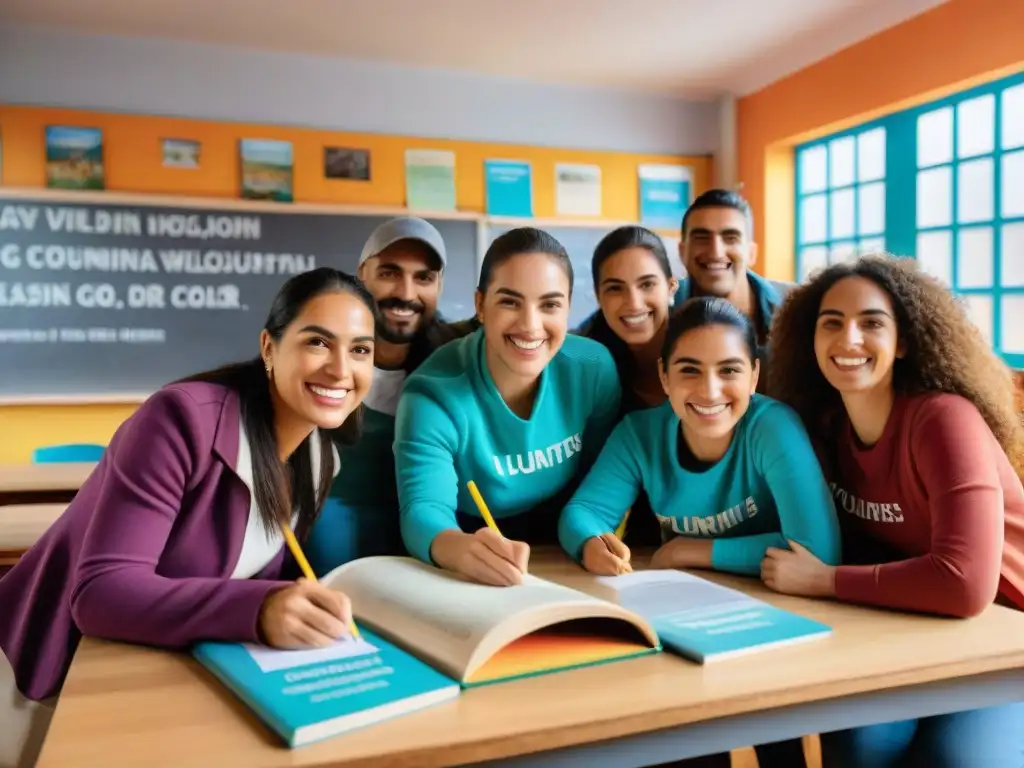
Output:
top-left (466, 631), bottom-right (652, 684)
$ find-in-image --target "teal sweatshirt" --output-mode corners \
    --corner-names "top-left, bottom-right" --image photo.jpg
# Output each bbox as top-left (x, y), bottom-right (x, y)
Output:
top-left (558, 395), bottom-right (842, 575)
top-left (394, 329), bottom-right (622, 564)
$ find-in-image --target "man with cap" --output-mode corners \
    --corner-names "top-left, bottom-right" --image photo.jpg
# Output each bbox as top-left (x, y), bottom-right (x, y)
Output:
top-left (306, 216), bottom-right (464, 574)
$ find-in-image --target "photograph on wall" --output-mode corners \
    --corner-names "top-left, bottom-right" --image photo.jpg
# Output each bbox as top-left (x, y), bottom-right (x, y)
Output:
top-left (162, 138), bottom-right (201, 169)
top-left (638, 164), bottom-right (692, 230)
top-left (240, 139), bottom-right (294, 203)
top-left (555, 163), bottom-right (601, 216)
top-left (324, 147), bottom-right (370, 181)
top-left (405, 149), bottom-right (456, 211)
top-left (45, 125), bottom-right (105, 190)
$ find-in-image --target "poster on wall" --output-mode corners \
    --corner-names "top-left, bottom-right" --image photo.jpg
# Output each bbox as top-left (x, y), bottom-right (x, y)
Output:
top-left (555, 163), bottom-right (601, 216)
top-left (45, 126), bottom-right (105, 191)
top-left (405, 149), bottom-right (456, 211)
top-left (162, 138), bottom-right (201, 169)
top-left (638, 164), bottom-right (692, 230)
top-left (484, 159), bottom-right (533, 217)
top-left (239, 139), bottom-right (294, 203)
top-left (324, 147), bottom-right (371, 181)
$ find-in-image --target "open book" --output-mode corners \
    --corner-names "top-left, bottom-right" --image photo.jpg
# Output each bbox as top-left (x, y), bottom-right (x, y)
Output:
top-left (321, 556), bottom-right (661, 686)
top-left (194, 556), bottom-right (659, 746)
top-left (578, 569), bottom-right (832, 663)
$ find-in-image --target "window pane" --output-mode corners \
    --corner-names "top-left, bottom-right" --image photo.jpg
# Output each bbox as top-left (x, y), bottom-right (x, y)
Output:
top-left (957, 227), bottom-right (993, 289)
top-left (1002, 149), bottom-right (1024, 218)
top-left (957, 157), bottom-right (994, 223)
top-left (1002, 83), bottom-right (1024, 150)
top-left (962, 295), bottom-right (994, 347)
top-left (1001, 222), bottom-right (1024, 288)
top-left (1002, 295), bottom-right (1024, 353)
top-left (799, 246), bottom-right (829, 282)
top-left (916, 166), bottom-right (953, 228)
top-left (859, 237), bottom-right (886, 254)
top-left (830, 188), bottom-right (855, 239)
top-left (916, 230), bottom-right (953, 286)
top-left (799, 145), bottom-right (828, 193)
top-left (918, 107), bottom-right (954, 167)
top-left (800, 194), bottom-right (828, 244)
top-left (858, 182), bottom-right (885, 235)
top-left (829, 137), bottom-right (856, 188)
top-left (956, 94), bottom-right (995, 158)
top-left (830, 241), bottom-right (857, 264)
top-left (857, 128), bottom-right (886, 181)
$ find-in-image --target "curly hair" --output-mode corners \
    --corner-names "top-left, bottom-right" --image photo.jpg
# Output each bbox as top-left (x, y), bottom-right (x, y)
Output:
top-left (766, 255), bottom-right (1024, 476)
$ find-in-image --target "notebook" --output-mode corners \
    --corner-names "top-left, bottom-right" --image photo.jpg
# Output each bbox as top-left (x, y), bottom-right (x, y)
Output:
top-left (586, 569), bottom-right (832, 663)
top-left (193, 626), bottom-right (460, 748)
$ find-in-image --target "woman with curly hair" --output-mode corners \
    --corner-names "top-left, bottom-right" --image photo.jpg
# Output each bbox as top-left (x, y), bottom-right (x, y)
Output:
top-left (762, 254), bottom-right (1024, 767)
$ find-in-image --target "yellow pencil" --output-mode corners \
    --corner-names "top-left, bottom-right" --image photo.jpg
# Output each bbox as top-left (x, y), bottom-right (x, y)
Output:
top-left (279, 523), bottom-right (362, 641)
top-left (466, 480), bottom-right (502, 535)
top-left (615, 509), bottom-right (631, 540)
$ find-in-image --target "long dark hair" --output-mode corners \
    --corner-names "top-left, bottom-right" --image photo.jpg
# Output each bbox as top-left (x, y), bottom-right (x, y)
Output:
top-left (180, 268), bottom-right (376, 539)
top-left (660, 296), bottom-right (759, 369)
top-left (767, 255), bottom-right (1024, 476)
top-left (580, 226), bottom-right (674, 381)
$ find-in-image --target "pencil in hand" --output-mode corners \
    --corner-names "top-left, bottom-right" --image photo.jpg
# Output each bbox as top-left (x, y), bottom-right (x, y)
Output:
top-left (467, 480), bottom-right (501, 535)
top-left (279, 523), bottom-right (362, 641)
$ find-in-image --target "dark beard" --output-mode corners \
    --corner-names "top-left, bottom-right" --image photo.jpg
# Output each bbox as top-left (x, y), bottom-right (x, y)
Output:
top-left (376, 298), bottom-right (426, 344)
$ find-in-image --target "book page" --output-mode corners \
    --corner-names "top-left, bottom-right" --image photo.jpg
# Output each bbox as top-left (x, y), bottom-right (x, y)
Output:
top-left (242, 637), bottom-right (380, 673)
top-left (323, 557), bottom-right (613, 678)
top-left (594, 569), bottom-right (757, 620)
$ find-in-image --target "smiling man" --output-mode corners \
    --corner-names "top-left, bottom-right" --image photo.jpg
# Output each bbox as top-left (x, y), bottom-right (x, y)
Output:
top-left (306, 216), bottom-right (466, 574)
top-left (676, 190), bottom-right (792, 391)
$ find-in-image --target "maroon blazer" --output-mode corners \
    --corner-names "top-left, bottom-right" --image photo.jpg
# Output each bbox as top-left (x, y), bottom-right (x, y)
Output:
top-left (0, 382), bottom-right (291, 702)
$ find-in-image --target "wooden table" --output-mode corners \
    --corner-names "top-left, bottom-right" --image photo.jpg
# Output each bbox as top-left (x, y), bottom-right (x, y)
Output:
top-left (35, 551), bottom-right (1024, 768)
top-left (0, 503), bottom-right (66, 565)
top-left (0, 462), bottom-right (95, 505)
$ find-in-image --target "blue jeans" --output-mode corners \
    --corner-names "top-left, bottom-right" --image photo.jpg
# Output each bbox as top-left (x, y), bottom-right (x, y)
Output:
top-left (819, 702), bottom-right (1024, 767)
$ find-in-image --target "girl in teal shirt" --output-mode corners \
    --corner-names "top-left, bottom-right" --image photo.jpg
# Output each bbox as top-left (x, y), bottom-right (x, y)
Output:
top-left (394, 228), bottom-right (621, 586)
top-left (559, 295), bottom-right (841, 578)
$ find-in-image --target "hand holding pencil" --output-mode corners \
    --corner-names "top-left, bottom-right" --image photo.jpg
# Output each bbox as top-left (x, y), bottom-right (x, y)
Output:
top-left (450, 481), bottom-right (529, 587)
top-left (256, 523), bottom-right (363, 650)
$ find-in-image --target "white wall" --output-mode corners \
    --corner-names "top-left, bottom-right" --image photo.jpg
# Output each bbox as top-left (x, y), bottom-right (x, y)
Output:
top-left (0, 24), bottom-right (719, 156)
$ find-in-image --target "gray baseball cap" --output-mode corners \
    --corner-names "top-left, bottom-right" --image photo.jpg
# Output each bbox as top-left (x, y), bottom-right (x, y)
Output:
top-left (358, 217), bottom-right (447, 270)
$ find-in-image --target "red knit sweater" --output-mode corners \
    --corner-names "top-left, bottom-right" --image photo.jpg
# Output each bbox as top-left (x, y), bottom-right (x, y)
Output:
top-left (831, 392), bottom-right (1024, 617)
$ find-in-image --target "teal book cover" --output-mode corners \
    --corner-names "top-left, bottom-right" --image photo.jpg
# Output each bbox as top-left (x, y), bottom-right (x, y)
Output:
top-left (193, 627), bottom-right (460, 747)
top-left (596, 570), bottom-right (831, 665)
top-left (653, 600), bottom-right (832, 664)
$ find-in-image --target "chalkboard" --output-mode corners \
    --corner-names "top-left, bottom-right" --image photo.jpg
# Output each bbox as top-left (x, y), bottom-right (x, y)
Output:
top-left (484, 223), bottom-right (685, 329)
top-left (0, 195), bottom-right (479, 399)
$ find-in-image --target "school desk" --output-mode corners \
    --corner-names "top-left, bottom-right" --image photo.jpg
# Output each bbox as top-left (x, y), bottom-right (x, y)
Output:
top-left (0, 503), bottom-right (65, 565)
top-left (34, 548), bottom-right (1024, 768)
top-left (0, 462), bottom-right (94, 505)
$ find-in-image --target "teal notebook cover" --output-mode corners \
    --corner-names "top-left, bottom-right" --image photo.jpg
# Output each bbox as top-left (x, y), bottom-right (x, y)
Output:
top-left (601, 570), bottom-right (831, 664)
top-left (193, 628), bottom-right (460, 747)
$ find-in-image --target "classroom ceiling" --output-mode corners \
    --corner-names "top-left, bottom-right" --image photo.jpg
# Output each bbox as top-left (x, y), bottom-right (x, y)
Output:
top-left (0, 0), bottom-right (950, 98)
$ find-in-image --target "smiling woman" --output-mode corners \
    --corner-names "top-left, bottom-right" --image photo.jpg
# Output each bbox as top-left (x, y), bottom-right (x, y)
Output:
top-left (393, 227), bottom-right (622, 586)
top-left (0, 267), bottom-right (375, 768)
top-left (765, 255), bottom-right (1024, 767)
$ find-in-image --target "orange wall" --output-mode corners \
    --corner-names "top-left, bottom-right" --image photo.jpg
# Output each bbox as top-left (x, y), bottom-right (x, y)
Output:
top-left (0, 106), bottom-right (710, 222)
top-left (0, 106), bottom-right (711, 463)
top-left (737, 0), bottom-right (1024, 281)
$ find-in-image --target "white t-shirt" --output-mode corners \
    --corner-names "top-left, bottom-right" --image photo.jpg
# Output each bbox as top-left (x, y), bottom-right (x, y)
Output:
top-left (230, 418), bottom-right (340, 580)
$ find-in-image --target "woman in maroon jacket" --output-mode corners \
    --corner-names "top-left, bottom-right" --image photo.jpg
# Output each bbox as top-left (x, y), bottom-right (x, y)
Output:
top-left (764, 255), bottom-right (1024, 767)
top-left (0, 267), bottom-right (376, 768)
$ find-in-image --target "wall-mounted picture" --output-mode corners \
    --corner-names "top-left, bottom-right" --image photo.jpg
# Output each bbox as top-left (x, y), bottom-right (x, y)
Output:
top-left (324, 147), bottom-right (370, 181)
top-left (240, 138), bottom-right (294, 203)
top-left (162, 138), bottom-right (201, 169)
top-left (45, 125), bottom-right (105, 190)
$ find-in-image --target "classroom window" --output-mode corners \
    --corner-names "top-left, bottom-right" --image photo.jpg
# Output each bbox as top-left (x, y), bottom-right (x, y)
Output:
top-left (795, 127), bottom-right (887, 282)
top-left (793, 70), bottom-right (1024, 368)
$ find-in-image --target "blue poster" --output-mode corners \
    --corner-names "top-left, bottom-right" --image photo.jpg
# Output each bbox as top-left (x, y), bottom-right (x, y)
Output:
top-left (485, 160), bottom-right (533, 217)
top-left (639, 165), bottom-right (692, 230)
